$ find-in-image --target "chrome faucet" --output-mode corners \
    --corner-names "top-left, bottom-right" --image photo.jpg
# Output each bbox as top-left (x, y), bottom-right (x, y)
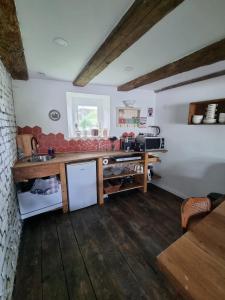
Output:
top-left (31, 137), bottom-right (39, 156)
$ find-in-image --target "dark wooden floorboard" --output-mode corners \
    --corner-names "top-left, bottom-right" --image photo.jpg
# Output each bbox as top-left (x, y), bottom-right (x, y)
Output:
top-left (12, 217), bottom-right (42, 300)
top-left (41, 214), bottom-right (69, 300)
top-left (56, 214), bottom-right (96, 300)
top-left (13, 185), bottom-right (183, 300)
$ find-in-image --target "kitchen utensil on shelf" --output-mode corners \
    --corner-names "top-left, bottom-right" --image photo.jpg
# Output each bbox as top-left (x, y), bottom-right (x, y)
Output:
top-left (192, 115), bottom-right (203, 124)
top-left (219, 113), bottom-right (225, 124)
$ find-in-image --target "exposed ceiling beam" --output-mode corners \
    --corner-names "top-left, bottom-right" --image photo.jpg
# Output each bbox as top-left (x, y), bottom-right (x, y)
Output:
top-left (73, 0), bottom-right (184, 86)
top-left (155, 69), bottom-right (225, 93)
top-left (0, 0), bottom-right (28, 80)
top-left (118, 38), bottom-right (225, 91)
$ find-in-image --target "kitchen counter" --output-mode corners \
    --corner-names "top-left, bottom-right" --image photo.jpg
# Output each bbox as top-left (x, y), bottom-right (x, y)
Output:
top-left (13, 151), bottom-right (141, 168)
top-left (13, 151), bottom-right (146, 213)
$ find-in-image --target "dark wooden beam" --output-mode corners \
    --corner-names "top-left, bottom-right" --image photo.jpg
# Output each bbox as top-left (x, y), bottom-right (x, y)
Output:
top-left (0, 0), bottom-right (28, 80)
top-left (73, 0), bottom-right (184, 86)
top-left (118, 38), bottom-right (225, 91)
top-left (155, 69), bottom-right (225, 93)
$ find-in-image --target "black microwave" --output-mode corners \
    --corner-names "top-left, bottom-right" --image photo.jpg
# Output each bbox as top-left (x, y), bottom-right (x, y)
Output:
top-left (135, 136), bottom-right (165, 151)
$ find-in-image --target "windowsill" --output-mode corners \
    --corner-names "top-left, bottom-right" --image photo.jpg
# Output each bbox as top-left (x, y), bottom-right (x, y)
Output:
top-left (69, 136), bottom-right (109, 140)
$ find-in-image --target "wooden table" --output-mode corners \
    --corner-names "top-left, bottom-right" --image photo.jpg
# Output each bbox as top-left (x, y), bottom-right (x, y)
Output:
top-left (157, 201), bottom-right (225, 300)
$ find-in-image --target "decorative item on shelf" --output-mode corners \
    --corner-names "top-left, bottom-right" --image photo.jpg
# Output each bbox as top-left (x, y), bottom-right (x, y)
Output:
top-left (123, 100), bottom-right (136, 107)
top-left (103, 128), bottom-right (108, 138)
top-left (202, 103), bottom-right (217, 124)
top-left (109, 136), bottom-right (118, 151)
top-left (49, 109), bottom-right (61, 121)
top-left (74, 123), bottom-right (81, 137)
top-left (192, 115), bottom-right (204, 124)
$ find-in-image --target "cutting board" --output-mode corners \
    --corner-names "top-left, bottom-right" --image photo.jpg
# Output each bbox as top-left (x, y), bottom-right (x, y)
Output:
top-left (17, 134), bottom-right (34, 157)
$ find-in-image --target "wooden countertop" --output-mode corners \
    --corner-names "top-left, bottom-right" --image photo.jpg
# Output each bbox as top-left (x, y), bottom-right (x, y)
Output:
top-left (157, 200), bottom-right (225, 300)
top-left (13, 151), bottom-right (143, 169)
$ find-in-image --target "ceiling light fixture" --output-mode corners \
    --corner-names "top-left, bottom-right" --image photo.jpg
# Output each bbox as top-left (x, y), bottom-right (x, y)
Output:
top-left (37, 72), bottom-right (46, 77)
top-left (124, 66), bottom-right (134, 72)
top-left (53, 37), bottom-right (68, 47)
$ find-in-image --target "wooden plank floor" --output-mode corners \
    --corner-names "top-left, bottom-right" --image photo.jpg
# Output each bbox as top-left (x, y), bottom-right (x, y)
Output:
top-left (13, 185), bottom-right (183, 300)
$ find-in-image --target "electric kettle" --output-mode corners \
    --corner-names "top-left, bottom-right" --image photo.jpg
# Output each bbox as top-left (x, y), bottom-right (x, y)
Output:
top-left (147, 126), bottom-right (160, 136)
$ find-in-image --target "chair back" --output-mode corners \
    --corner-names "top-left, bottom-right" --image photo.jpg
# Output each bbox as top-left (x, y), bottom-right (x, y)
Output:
top-left (181, 197), bottom-right (211, 230)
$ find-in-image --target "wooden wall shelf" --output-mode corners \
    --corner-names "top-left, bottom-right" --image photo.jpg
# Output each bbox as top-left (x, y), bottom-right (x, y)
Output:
top-left (188, 99), bottom-right (225, 125)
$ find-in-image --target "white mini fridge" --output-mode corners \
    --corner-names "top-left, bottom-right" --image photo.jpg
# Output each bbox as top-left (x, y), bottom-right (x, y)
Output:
top-left (66, 160), bottom-right (97, 211)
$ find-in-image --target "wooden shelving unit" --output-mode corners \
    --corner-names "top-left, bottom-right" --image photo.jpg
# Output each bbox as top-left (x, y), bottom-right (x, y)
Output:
top-left (97, 152), bottom-right (164, 204)
top-left (188, 99), bottom-right (225, 125)
top-left (97, 153), bottom-right (148, 205)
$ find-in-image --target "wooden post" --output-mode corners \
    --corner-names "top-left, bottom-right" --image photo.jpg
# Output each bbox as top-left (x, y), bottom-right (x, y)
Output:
top-left (143, 152), bottom-right (148, 193)
top-left (97, 157), bottom-right (104, 206)
top-left (59, 163), bottom-right (69, 213)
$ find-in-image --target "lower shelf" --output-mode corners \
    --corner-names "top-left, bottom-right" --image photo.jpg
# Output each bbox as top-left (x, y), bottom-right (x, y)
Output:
top-left (105, 183), bottom-right (143, 195)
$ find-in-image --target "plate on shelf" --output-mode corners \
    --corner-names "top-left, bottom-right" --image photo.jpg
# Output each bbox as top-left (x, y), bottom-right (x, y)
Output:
top-left (203, 118), bottom-right (216, 124)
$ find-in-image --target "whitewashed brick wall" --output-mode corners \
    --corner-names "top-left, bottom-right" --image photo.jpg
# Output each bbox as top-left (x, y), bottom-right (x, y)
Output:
top-left (0, 60), bottom-right (21, 300)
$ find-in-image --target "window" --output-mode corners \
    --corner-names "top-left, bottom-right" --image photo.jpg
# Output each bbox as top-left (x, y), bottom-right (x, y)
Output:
top-left (66, 92), bottom-right (110, 138)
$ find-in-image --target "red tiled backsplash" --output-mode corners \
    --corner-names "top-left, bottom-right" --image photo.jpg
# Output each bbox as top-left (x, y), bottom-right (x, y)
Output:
top-left (17, 126), bottom-right (120, 153)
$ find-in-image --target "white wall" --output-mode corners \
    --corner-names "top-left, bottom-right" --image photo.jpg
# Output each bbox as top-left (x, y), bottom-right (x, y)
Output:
top-left (155, 76), bottom-right (225, 198)
top-left (13, 79), bottom-right (155, 138)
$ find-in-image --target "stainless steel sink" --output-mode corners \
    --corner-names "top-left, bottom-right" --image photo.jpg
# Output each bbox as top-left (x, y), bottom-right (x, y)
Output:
top-left (27, 155), bottom-right (54, 162)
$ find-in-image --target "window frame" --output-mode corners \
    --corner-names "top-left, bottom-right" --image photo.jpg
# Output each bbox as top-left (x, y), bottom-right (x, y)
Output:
top-left (66, 92), bottom-right (110, 138)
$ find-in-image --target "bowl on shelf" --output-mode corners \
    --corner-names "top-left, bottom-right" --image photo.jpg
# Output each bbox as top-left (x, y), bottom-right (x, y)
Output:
top-left (192, 115), bottom-right (203, 124)
top-left (112, 167), bottom-right (124, 175)
top-left (103, 168), bottom-right (113, 177)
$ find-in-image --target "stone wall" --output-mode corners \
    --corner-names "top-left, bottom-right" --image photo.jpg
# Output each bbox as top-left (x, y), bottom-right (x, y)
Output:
top-left (0, 60), bottom-right (21, 299)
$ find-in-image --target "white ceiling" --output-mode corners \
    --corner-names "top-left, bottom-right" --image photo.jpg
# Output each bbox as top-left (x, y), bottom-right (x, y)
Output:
top-left (15, 0), bottom-right (225, 90)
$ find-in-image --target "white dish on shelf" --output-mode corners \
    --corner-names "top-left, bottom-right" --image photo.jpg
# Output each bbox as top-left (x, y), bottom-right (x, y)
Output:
top-left (192, 115), bottom-right (203, 124)
top-left (203, 118), bottom-right (217, 124)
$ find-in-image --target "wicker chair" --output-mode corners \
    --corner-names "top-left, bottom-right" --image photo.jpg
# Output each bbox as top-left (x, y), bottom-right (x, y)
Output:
top-left (181, 197), bottom-right (211, 232)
